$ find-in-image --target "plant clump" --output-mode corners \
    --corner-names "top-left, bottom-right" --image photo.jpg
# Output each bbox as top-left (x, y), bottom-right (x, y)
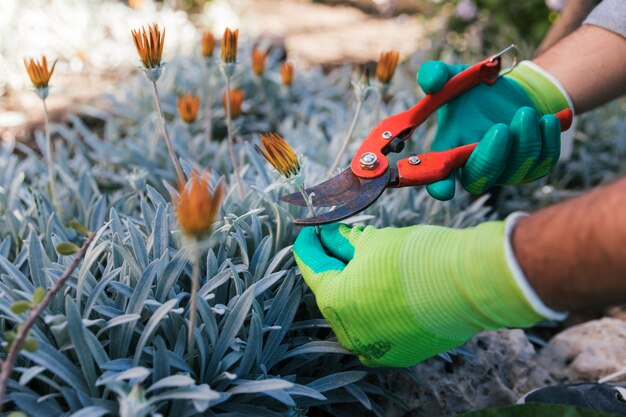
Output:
top-left (0, 13), bottom-right (623, 417)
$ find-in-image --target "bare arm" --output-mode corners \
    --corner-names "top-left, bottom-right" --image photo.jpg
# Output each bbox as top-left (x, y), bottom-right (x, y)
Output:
top-left (533, 24), bottom-right (626, 113)
top-left (513, 177), bottom-right (626, 312)
top-left (535, 0), bottom-right (596, 56)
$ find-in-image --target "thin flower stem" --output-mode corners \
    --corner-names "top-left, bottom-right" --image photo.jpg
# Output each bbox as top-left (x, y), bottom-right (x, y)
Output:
top-left (255, 77), bottom-right (278, 127)
top-left (327, 96), bottom-right (364, 177)
top-left (0, 233), bottom-right (95, 412)
top-left (151, 80), bottom-right (186, 185)
top-left (42, 99), bottom-right (62, 218)
top-left (298, 184), bottom-right (320, 236)
top-left (225, 76), bottom-right (244, 197)
top-left (204, 60), bottom-right (214, 142)
top-left (187, 239), bottom-right (200, 366)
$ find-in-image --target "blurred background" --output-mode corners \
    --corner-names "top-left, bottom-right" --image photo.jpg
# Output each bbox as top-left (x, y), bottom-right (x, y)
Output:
top-left (0, 0), bottom-right (564, 141)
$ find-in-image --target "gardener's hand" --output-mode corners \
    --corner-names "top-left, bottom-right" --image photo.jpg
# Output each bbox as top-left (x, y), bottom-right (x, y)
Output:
top-left (418, 60), bottom-right (572, 200)
top-left (293, 221), bottom-right (561, 368)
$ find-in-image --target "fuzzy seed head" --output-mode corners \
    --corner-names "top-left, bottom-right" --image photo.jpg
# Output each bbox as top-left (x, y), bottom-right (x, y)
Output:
top-left (256, 133), bottom-right (301, 179)
top-left (376, 50), bottom-right (399, 84)
top-left (201, 31), bottom-right (215, 58)
top-left (280, 62), bottom-right (294, 87)
top-left (176, 93), bottom-right (201, 123)
top-left (175, 170), bottom-right (224, 239)
top-left (222, 89), bottom-right (244, 119)
top-left (221, 28), bottom-right (239, 63)
top-left (251, 48), bottom-right (268, 77)
top-left (131, 24), bottom-right (165, 69)
top-left (24, 56), bottom-right (57, 89)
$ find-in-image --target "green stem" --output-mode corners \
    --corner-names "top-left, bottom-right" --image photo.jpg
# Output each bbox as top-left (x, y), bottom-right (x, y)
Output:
top-left (298, 184), bottom-right (320, 236)
top-left (204, 60), bottom-right (214, 142)
top-left (151, 80), bottom-right (186, 185)
top-left (225, 76), bottom-right (244, 197)
top-left (42, 99), bottom-right (62, 218)
top-left (187, 240), bottom-right (201, 367)
top-left (327, 96), bottom-right (364, 177)
top-left (255, 76), bottom-right (279, 127)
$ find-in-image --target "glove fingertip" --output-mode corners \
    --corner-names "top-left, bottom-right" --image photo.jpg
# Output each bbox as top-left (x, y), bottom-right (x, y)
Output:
top-left (460, 124), bottom-right (510, 194)
top-left (320, 223), bottom-right (356, 263)
top-left (417, 61), bottom-right (449, 94)
top-left (417, 61), bottom-right (467, 94)
top-left (426, 176), bottom-right (456, 201)
top-left (294, 227), bottom-right (345, 281)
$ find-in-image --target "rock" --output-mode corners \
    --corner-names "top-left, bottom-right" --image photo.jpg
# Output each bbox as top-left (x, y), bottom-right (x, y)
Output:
top-left (538, 318), bottom-right (626, 383)
top-left (382, 329), bottom-right (554, 417)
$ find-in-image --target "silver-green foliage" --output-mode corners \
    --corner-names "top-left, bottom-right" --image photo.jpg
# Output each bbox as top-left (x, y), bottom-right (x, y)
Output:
top-left (1, 44), bottom-right (623, 416)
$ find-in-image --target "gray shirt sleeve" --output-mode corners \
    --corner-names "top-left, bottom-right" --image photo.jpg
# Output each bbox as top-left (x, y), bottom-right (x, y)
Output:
top-left (583, 0), bottom-right (626, 38)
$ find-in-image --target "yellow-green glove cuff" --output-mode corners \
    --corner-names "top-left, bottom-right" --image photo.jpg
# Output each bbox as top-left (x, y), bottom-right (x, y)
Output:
top-left (506, 60), bottom-right (573, 115)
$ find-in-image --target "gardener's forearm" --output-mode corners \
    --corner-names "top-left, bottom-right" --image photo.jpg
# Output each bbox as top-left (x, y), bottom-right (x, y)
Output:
top-left (533, 25), bottom-right (626, 113)
top-left (535, 0), bottom-right (596, 56)
top-left (513, 177), bottom-right (626, 312)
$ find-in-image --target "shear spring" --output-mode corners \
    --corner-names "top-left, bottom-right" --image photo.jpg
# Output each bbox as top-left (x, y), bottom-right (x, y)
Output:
top-left (490, 43), bottom-right (518, 77)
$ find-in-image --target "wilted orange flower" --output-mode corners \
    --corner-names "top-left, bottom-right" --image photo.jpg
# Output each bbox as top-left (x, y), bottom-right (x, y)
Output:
top-left (201, 31), bottom-right (215, 58)
top-left (177, 93), bottom-right (201, 123)
top-left (221, 28), bottom-right (239, 63)
top-left (376, 50), bottom-right (399, 84)
top-left (175, 170), bottom-right (224, 239)
top-left (131, 24), bottom-right (165, 69)
top-left (222, 89), bottom-right (244, 119)
top-left (256, 133), bottom-right (300, 179)
top-left (24, 56), bottom-right (57, 89)
top-left (251, 48), bottom-right (268, 76)
top-left (280, 62), bottom-right (294, 87)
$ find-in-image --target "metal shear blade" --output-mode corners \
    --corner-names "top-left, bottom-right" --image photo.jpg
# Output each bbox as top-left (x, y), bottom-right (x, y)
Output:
top-left (281, 170), bottom-right (390, 225)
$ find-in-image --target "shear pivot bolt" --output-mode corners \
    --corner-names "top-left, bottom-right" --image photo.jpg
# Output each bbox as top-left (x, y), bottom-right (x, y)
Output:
top-left (360, 152), bottom-right (378, 170)
top-left (382, 131), bottom-right (393, 139)
top-left (408, 156), bottom-right (421, 165)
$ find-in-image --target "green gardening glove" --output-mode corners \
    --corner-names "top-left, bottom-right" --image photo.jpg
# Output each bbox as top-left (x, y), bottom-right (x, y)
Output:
top-left (293, 219), bottom-right (564, 368)
top-left (418, 60), bottom-right (572, 200)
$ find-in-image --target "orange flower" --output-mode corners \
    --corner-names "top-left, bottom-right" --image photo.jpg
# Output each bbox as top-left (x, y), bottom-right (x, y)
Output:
top-left (131, 24), bottom-right (165, 69)
top-left (222, 89), bottom-right (244, 119)
top-left (256, 133), bottom-right (300, 179)
top-left (221, 28), bottom-right (239, 64)
top-left (177, 93), bottom-right (201, 123)
top-left (24, 56), bottom-right (57, 89)
top-left (251, 48), bottom-right (268, 76)
top-left (376, 50), bottom-right (399, 84)
top-left (280, 62), bottom-right (294, 87)
top-left (175, 170), bottom-right (224, 239)
top-left (201, 31), bottom-right (215, 58)
top-left (129, 0), bottom-right (143, 9)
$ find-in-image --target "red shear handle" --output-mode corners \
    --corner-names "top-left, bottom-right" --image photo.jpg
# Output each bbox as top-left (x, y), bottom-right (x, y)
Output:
top-left (394, 109), bottom-right (573, 187)
top-left (351, 56), bottom-right (504, 180)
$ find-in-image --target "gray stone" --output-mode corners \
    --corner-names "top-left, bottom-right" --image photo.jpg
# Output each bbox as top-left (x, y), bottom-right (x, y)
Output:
top-left (538, 318), bottom-right (626, 383)
top-left (382, 329), bottom-right (554, 417)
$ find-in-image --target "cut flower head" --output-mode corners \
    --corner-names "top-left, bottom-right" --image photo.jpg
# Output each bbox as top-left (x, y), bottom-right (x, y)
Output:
top-left (251, 48), bottom-right (268, 76)
top-left (175, 170), bottom-right (224, 239)
top-left (201, 31), bottom-right (215, 58)
top-left (376, 50), bottom-right (399, 84)
top-left (256, 132), bottom-right (301, 180)
top-left (221, 28), bottom-right (239, 64)
top-left (177, 93), bottom-right (201, 123)
top-left (24, 56), bottom-right (57, 96)
top-left (222, 89), bottom-right (244, 119)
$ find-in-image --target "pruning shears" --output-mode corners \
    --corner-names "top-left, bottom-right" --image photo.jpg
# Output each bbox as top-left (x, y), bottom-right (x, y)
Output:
top-left (280, 47), bottom-right (573, 225)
